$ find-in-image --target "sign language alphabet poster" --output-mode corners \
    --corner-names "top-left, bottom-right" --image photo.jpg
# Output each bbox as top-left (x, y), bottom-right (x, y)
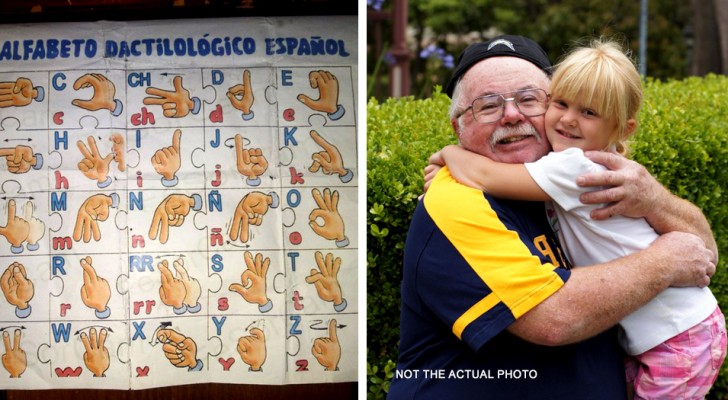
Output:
top-left (0, 16), bottom-right (357, 390)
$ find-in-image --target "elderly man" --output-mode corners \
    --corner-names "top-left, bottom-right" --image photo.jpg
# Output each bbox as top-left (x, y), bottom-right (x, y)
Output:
top-left (387, 35), bottom-right (717, 399)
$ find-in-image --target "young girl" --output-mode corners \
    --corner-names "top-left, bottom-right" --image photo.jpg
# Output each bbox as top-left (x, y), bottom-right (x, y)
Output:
top-left (428, 39), bottom-right (726, 399)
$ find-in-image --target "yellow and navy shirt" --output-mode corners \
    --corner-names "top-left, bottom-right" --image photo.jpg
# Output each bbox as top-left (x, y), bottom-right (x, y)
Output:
top-left (388, 168), bottom-right (626, 400)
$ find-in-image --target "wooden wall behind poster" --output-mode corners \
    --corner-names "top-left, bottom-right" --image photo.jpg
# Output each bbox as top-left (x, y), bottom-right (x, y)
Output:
top-left (0, 1), bottom-right (358, 399)
top-left (5, 383), bottom-right (356, 400)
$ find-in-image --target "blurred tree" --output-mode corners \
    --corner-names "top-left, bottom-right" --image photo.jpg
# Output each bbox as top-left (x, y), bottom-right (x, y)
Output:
top-left (418, 0), bottom-right (691, 76)
top-left (691, 0), bottom-right (728, 75)
top-left (376, 0), bottom-right (710, 99)
top-left (719, 0), bottom-right (728, 73)
top-left (368, 1), bottom-right (394, 100)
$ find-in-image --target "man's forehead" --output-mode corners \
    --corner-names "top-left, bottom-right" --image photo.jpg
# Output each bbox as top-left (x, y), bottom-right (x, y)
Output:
top-left (462, 56), bottom-right (550, 96)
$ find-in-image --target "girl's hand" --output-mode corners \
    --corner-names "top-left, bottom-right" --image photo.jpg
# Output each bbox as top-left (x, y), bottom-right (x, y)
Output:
top-left (428, 149), bottom-right (446, 167)
top-left (423, 163), bottom-right (442, 193)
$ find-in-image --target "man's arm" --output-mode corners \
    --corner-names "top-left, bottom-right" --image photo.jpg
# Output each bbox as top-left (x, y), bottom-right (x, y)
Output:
top-left (644, 191), bottom-right (717, 261)
top-left (508, 231), bottom-right (715, 346)
top-left (577, 151), bottom-right (718, 262)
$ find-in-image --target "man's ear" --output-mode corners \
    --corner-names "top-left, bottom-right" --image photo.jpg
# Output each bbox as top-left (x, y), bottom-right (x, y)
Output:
top-left (450, 118), bottom-right (460, 138)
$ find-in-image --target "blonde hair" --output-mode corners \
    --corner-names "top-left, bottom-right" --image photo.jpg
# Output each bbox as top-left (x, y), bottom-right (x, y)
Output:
top-left (550, 39), bottom-right (642, 155)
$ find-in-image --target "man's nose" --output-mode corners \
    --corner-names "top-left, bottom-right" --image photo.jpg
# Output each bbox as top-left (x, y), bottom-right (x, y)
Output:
top-left (500, 100), bottom-right (525, 124)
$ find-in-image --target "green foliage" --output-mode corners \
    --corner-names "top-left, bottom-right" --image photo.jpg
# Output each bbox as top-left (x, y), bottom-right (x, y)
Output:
top-left (366, 76), bottom-right (728, 399)
top-left (634, 75), bottom-right (728, 267)
top-left (382, 0), bottom-right (692, 100)
top-left (633, 75), bottom-right (728, 400)
top-left (367, 357), bottom-right (397, 400)
top-left (494, 1), bottom-right (690, 81)
top-left (366, 86), bottom-right (455, 368)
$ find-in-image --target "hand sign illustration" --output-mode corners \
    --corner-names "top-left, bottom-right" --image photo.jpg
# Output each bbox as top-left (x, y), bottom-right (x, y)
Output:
top-left (159, 259), bottom-right (185, 310)
top-left (309, 188), bottom-right (348, 247)
top-left (80, 327), bottom-right (109, 377)
top-left (73, 193), bottom-right (119, 243)
top-left (152, 129), bottom-right (182, 187)
top-left (2, 330), bottom-right (26, 378)
top-left (308, 130), bottom-right (353, 183)
top-left (0, 200), bottom-right (30, 254)
top-left (109, 133), bottom-right (125, 172)
top-left (237, 328), bottom-right (266, 371)
top-left (0, 145), bottom-right (42, 174)
top-left (143, 76), bottom-right (200, 118)
top-left (149, 193), bottom-right (202, 244)
top-left (227, 69), bottom-right (254, 120)
top-left (72, 73), bottom-right (123, 116)
top-left (229, 251), bottom-right (272, 313)
top-left (1, 262), bottom-right (34, 318)
top-left (229, 191), bottom-right (279, 244)
top-left (23, 201), bottom-right (45, 252)
top-left (157, 328), bottom-right (201, 370)
top-left (77, 136), bottom-right (114, 188)
top-left (312, 319), bottom-right (341, 371)
top-left (80, 256), bottom-right (111, 319)
top-left (306, 251), bottom-right (346, 312)
top-left (159, 258), bottom-right (201, 314)
top-left (234, 134), bottom-right (268, 186)
top-left (0, 78), bottom-right (44, 107)
top-left (297, 70), bottom-right (344, 120)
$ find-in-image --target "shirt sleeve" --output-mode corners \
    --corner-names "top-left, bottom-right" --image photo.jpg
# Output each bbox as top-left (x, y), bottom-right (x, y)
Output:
top-left (525, 148), bottom-right (606, 212)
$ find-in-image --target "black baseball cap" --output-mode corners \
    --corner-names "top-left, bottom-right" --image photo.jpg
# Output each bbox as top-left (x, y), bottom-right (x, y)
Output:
top-left (445, 35), bottom-right (552, 98)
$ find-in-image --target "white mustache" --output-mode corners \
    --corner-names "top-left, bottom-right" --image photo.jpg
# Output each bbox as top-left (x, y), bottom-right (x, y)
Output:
top-left (489, 124), bottom-right (541, 150)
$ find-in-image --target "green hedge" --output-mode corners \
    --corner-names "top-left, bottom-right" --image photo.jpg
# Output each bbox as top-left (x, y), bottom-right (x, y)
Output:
top-left (366, 91), bottom-right (454, 399)
top-left (366, 76), bottom-right (728, 400)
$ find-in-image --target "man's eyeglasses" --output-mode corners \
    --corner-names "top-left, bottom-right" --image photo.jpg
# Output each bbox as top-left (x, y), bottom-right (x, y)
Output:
top-left (456, 89), bottom-right (549, 124)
